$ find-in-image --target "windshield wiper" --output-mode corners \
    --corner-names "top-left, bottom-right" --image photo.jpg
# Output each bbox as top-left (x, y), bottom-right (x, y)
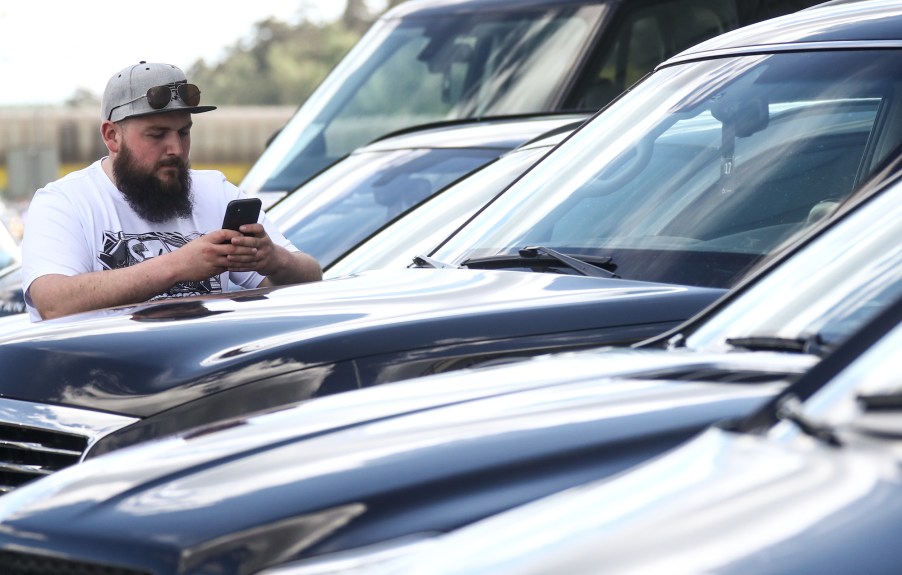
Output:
top-left (516, 246), bottom-right (619, 278)
top-left (460, 247), bottom-right (619, 278)
top-left (855, 393), bottom-right (902, 411)
top-left (412, 254), bottom-right (458, 269)
top-left (725, 333), bottom-right (831, 357)
top-left (776, 395), bottom-right (841, 447)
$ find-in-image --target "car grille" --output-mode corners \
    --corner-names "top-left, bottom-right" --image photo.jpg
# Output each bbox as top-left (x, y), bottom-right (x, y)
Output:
top-left (0, 550), bottom-right (151, 575)
top-left (0, 397), bottom-right (139, 496)
top-left (0, 422), bottom-right (87, 493)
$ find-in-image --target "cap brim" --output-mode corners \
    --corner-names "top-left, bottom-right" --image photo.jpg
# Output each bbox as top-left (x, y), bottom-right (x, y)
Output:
top-left (125, 105), bottom-right (218, 120)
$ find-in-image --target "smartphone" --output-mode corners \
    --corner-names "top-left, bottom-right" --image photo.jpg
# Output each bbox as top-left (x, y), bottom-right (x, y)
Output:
top-left (222, 198), bottom-right (262, 232)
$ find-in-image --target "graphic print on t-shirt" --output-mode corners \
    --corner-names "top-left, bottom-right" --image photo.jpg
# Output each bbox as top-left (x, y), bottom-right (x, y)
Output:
top-left (97, 230), bottom-right (222, 299)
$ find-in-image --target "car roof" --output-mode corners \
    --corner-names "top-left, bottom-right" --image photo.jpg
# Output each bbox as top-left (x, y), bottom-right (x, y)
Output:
top-left (355, 113), bottom-right (589, 153)
top-left (383, 0), bottom-right (611, 19)
top-left (665, 0), bottom-right (902, 66)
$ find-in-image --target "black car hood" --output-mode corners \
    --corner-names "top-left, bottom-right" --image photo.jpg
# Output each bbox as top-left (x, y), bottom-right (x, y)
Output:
top-left (0, 268), bottom-right (723, 416)
top-left (0, 349), bottom-right (813, 573)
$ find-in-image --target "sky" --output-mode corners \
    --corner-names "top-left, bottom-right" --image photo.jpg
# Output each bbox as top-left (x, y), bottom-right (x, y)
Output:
top-left (0, 0), bottom-right (349, 106)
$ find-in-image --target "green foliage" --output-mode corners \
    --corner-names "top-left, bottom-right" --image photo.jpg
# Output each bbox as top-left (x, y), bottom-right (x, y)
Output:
top-left (186, 4), bottom-right (388, 106)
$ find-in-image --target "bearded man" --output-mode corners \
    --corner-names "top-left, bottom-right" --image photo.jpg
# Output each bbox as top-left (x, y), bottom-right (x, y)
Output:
top-left (21, 62), bottom-right (321, 322)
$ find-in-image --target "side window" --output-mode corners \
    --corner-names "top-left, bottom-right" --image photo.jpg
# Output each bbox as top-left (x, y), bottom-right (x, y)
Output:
top-left (747, 0), bottom-right (824, 20)
top-left (569, 0), bottom-right (739, 111)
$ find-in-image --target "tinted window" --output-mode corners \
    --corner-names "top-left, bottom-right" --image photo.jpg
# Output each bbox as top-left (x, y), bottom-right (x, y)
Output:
top-left (571, 0), bottom-right (740, 110)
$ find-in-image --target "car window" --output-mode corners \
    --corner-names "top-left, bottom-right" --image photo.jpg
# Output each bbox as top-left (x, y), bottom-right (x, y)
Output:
top-left (325, 144), bottom-right (556, 278)
top-left (570, 0), bottom-right (740, 110)
top-left (270, 147), bottom-right (502, 266)
top-left (685, 180), bottom-right (902, 353)
top-left (770, 303), bottom-right (902, 437)
top-left (244, 5), bottom-right (607, 193)
top-left (433, 50), bottom-right (902, 289)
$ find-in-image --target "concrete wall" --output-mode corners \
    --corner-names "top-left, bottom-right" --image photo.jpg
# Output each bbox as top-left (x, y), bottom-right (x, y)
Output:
top-left (1, 104), bottom-right (295, 167)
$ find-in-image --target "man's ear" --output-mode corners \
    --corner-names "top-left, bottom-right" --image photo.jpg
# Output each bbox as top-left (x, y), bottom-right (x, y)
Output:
top-left (100, 120), bottom-right (121, 154)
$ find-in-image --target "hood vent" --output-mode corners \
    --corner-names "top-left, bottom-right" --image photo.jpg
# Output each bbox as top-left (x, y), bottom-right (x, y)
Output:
top-left (636, 367), bottom-right (791, 384)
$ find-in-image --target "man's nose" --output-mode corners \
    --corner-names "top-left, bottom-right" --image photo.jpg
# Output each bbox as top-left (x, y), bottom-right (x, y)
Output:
top-left (164, 133), bottom-right (186, 155)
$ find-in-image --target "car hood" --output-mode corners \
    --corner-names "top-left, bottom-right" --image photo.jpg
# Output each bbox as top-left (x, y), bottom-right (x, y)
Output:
top-left (0, 349), bottom-right (814, 573)
top-left (392, 425), bottom-right (902, 575)
top-left (0, 268), bottom-right (723, 416)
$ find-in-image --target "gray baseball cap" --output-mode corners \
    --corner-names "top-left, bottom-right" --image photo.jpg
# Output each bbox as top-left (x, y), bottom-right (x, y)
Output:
top-left (102, 61), bottom-right (216, 122)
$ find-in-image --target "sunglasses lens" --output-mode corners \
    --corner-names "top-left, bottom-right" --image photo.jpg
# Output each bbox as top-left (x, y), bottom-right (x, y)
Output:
top-left (179, 84), bottom-right (202, 107)
top-left (146, 86), bottom-right (172, 109)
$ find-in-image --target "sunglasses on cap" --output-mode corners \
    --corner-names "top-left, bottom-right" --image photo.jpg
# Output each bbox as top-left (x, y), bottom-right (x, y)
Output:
top-left (107, 83), bottom-right (202, 120)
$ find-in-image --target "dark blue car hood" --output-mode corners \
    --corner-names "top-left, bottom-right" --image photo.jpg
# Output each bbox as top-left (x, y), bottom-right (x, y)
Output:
top-left (0, 268), bottom-right (723, 416)
top-left (390, 425), bottom-right (902, 575)
top-left (0, 349), bottom-right (811, 574)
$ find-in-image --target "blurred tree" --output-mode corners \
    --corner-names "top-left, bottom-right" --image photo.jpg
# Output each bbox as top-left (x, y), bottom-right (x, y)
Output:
top-left (64, 88), bottom-right (100, 108)
top-left (185, 0), bottom-right (410, 106)
top-left (344, 0), bottom-right (373, 33)
top-left (187, 19), bottom-right (359, 106)
top-left (62, 2), bottom-right (411, 107)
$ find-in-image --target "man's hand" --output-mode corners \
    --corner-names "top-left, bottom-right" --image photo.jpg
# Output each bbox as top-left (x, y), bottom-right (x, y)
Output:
top-left (226, 223), bottom-right (322, 285)
top-left (29, 233), bottom-right (239, 321)
top-left (170, 230), bottom-right (240, 280)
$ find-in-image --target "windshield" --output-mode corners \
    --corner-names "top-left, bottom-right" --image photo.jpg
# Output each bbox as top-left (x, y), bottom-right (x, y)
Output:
top-left (240, 4), bottom-right (607, 194)
top-left (324, 142), bottom-right (560, 279)
top-left (767, 302), bottom-right (902, 443)
top-left (432, 50), bottom-right (902, 289)
top-left (268, 147), bottom-right (503, 266)
top-left (686, 178), bottom-right (902, 354)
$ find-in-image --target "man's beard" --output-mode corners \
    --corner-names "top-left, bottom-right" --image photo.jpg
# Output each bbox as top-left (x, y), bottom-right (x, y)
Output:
top-left (113, 145), bottom-right (194, 223)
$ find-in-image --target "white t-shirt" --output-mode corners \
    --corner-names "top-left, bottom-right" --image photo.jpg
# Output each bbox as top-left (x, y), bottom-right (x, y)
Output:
top-left (21, 159), bottom-right (297, 321)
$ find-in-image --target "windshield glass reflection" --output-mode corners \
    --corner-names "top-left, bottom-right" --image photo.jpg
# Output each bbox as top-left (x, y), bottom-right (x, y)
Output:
top-left (325, 145), bottom-right (554, 278)
top-left (433, 51), bottom-right (902, 290)
top-left (687, 184), bottom-right (902, 353)
top-left (243, 5), bottom-right (606, 193)
top-left (269, 147), bottom-right (501, 265)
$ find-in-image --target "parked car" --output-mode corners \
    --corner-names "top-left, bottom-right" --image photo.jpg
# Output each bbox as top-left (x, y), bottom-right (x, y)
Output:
top-left (240, 0), bottom-right (821, 197)
top-left (0, 265), bottom-right (23, 317)
top-left (0, 220), bottom-right (23, 317)
top-left (345, 286), bottom-right (902, 575)
top-left (0, 97), bottom-right (899, 574)
top-left (324, 119), bottom-right (582, 278)
top-left (0, 0), bottom-right (897, 502)
top-left (0, 116), bottom-right (586, 314)
top-left (267, 114), bottom-right (588, 268)
top-left (0, 218), bottom-right (18, 269)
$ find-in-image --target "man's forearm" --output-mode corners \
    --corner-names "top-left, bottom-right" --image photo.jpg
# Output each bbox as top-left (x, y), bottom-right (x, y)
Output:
top-left (259, 248), bottom-right (322, 287)
top-left (28, 257), bottom-right (179, 320)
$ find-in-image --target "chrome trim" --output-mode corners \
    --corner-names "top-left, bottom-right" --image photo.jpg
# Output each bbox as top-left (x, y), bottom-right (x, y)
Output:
top-left (0, 397), bottom-right (137, 448)
top-left (0, 462), bottom-right (54, 476)
top-left (0, 439), bottom-right (83, 456)
top-left (662, 41), bottom-right (902, 68)
top-left (0, 397), bottom-right (138, 493)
